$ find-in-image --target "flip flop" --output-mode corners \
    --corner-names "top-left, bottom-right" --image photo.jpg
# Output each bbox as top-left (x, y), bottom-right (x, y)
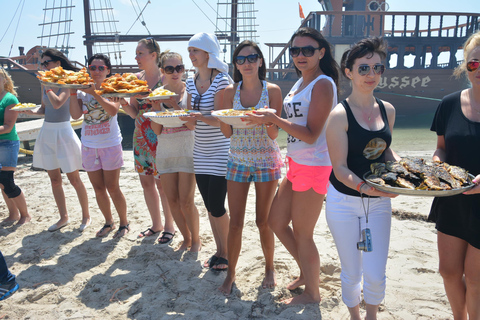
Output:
top-left (96, 223), bottom-right (115, 238)
top-left (138, 228), bottom-right (160, 238)
top-left (158, 231), bottom-right (175, 244)
top-left (113, 224), bottom-right (130, 239)
top-left (204, 255), bottom-right (218, 269)
top-left (212, 257), bottom-right (228, 271)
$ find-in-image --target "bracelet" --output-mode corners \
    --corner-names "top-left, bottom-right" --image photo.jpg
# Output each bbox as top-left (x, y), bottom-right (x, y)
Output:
top-left (120, 102), bottom-right (128, 107)
top-left (70, 93), bottom-right (77, 96)
top-left (356, 181), bottom-right (366, 193)
top-left (46, 89), bottom-right (53, 93)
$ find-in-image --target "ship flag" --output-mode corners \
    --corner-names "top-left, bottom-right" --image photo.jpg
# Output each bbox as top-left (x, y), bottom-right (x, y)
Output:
top-left (298, 2), bottom-right (305, 19)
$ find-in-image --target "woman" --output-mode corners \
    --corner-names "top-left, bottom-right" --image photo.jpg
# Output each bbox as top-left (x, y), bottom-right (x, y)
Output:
top-left (184, 32), bottom-right (231, 253)
top-left (325, 37), bottom-right (398, 319)
top-left (430, 30), bottom-right (480, 320)
top-left (25, 49), bottom-right (90, 232)
top-left (217, 41), bottom-right (283, 295)
top-left (115, 38), bottom-right (174, 239)
top-left (70, 54), bottom-right (129, 238)
top-left (150, 51), bottom-right (197, 245)
top-left (0, 68), bottom-right (30, 225)
top-left (251, 27), bottom-right (339, 304)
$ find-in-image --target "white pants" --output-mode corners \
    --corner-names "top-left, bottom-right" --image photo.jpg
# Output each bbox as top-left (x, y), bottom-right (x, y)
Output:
top-left (325, 184), bottom-right (392, 308)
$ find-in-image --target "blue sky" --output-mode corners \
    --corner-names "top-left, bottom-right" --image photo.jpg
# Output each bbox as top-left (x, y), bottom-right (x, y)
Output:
top-left (0, 0), bottom-right (474, 68)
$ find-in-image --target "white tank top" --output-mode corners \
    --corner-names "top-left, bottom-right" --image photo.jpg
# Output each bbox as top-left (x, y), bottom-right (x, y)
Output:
top-left (283, 74), bottom-right (337, 166)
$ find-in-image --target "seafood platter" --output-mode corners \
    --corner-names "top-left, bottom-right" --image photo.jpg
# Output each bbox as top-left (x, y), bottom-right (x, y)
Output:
top-left (95, 73), bottom-right (150, 97)
top-left (364, 157), bottom-right (474, 196)
top-left (211, 108), bottom-right (275, 128)
top-left (145, 88), bottom-right (178, 100)
top-left (11, 103), bottom-right (38, 111)
top-left (38, 66), bottom-right (93, 88)
top-left (144, 110), bottom-right (189, 127)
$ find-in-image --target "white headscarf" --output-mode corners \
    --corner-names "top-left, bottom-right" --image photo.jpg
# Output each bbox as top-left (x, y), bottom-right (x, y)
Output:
top-left (187, 33), bottom-right (229, 75)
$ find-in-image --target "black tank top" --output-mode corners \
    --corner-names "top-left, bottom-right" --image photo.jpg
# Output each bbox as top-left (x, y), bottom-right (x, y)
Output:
top-left (329, 98), bottom-right (392, 197)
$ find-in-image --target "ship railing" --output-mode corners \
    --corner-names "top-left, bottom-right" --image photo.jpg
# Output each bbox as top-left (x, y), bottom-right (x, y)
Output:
top-left (0, 58), bottom-right (31, 71)
top-left (267, 10), bottom-right (480, 79)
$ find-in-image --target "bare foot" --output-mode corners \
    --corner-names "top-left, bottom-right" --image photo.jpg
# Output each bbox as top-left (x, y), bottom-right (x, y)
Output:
top-left (282, 292), bottom-right (321, 305)
top-left (262, 270), bottom-right (277, 289)
top-left (176, 240), bottom-right (191, 251)
top-left (2, 216), bottom-right (19, 224)
top-left (189, 241), bottom-right (202, 252)
top-left (17, 215), bottom-right (32, 225)
top-left (218, 274), bottom-right (236, 295)
top-left (286, 275), bottom-right (305, 290)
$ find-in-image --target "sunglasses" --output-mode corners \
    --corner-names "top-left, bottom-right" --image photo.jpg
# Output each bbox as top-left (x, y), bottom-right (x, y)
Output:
top-left (193, 95), bottom-right (202, 110)
top-left (235, 54), bottom-right (259, 65)
top-left (467, 59), bottom-right (480, 72)
top-left (88, 65), bottom-right (106, 72)
top-left (146, 37), bottom-right (158, 51)
top-left (289, 46), bottom-right (321, 57)
top-left (357, 64), bottom-right (385, 76)
top-left (164, 64), bottom-right (185, 74)
top-left (41, 59), bottom-right (55, 67)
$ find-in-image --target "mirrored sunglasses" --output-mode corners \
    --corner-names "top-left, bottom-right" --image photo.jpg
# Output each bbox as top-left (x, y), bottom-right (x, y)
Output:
top-left (289, 46), bottom-right (321, 57)
top-left (467, 59), bottom-right (480, 72)
top-left (358, 64), bottom-right (385, 76)
top-left (164, 64), bottom-right (185, 74)
top-left (88, 65), bottom-right (106, 72)
top-left (235, 54), bottom-right (259, 65)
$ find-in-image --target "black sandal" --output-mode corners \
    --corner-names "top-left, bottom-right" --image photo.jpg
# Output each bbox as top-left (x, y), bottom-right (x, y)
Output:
top-left (158, 231), bottom-right (175, 244)
top-left (96, 223), bottom-right (115, 238)
top-left (138, 228), bottom-right (160, 238)
top-left (113, 224), bottom-right (130, 239)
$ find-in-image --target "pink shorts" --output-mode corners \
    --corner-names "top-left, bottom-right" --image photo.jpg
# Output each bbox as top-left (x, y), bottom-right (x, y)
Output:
top-left (82, 144), bottom-right (124, 172)
top-left (286, 157), bottom-right (332, 194)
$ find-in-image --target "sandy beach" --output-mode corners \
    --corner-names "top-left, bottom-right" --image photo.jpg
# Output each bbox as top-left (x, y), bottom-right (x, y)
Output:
top-left (0, 145), bottom-right (453, 319)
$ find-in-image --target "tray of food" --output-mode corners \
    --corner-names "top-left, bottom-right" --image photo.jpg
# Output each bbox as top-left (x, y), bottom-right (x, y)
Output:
top-left (143, 110), bottom-right (189, 127)
top-left (11, 103), bottom-right (39, 111)
top-left (145, 88), bottom-right (178, 100)
top-left (364, 157), bottom-right (474, 197)
top-left (211, 108), bottom-right (275, 128)
top-left (38, 66), bottom-right (93, 88)
top-left (95, 73), bottom-right (150, 96)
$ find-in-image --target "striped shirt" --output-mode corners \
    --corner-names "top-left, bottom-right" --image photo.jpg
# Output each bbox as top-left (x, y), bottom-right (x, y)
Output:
top-left (186, 73), bottom-right (230, 176)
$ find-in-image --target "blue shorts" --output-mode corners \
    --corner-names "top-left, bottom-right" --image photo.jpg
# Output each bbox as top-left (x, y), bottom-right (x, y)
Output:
top-left (0, 140), bottom-right (20, 169)
top-left (226, 161), bottom-right (281, 183)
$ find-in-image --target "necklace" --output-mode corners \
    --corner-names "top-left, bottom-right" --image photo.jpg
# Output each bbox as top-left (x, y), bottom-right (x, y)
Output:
top-left (195, 69), bottom-right (214, 89)
top-left (349, 98), bottom-right (376, 121)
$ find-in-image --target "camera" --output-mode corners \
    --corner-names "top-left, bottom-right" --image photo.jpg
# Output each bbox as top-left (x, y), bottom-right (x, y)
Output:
top-left (357, 228), bottom-right (373, 252)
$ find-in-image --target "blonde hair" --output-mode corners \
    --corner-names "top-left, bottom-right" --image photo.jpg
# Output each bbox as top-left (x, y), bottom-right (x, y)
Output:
top-left (159, 50), bottom-right (183, 69)
top-left (0, 68), bottom-right (18, 97)
top-left (138, 38), bottom-right (161, 67)
top-left (454, 31), bottom-right (480, 79)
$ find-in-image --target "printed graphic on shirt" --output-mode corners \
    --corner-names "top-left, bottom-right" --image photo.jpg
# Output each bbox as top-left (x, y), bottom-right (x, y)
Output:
top-left (285, 101), bottom-right (303, 144)
top-left (363, 138), bottom-right (387, 160)
top-left (83, 100), bottom-right (112, 136)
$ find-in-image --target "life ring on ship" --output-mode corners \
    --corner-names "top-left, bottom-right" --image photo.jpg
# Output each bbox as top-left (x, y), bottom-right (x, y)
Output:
top-left (380, 2), bottom-right (390, 11)
top-left (367, 0), bottom-right (380, 11)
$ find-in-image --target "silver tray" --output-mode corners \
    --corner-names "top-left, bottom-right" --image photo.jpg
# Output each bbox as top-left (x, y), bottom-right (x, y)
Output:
top-left (144, 94), bottom-right (178, 100)
top-left (101, 92), bottom-right (150, 98)
top-left (363, 171), bottom-right (475, 197)
top-left (40, 81), bottom-right (93, 89)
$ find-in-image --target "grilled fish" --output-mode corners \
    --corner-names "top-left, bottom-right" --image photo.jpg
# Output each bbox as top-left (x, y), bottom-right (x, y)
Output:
top-left (386, 160), bottom-right (418, 179)
top-left (446, 165), bottom-right (469, 184)
top-left (366, 174), bottom-right (385, 186)
top-left (395, 177), bottom-right (415, 189)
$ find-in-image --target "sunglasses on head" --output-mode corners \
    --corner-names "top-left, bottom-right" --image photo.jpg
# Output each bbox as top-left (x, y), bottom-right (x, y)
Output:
top-left (467, 59), bottom-right (480, 72)
top-left (235, 54), bottom-right (259, 65)
top-left (164, 64), bottom-right (185, 74)
top-left (41, 59), bottom-right (55, 67)
top-left (357, 64), bottom-right (385, 76)
top-left (146, 37), bottom-right (158, 50)
top-left (289, 46), bottom-right (321, 58)
top-left (88, 65), bottom-right (106, 72)
top-left (193, 95), bottom-right (202, 110)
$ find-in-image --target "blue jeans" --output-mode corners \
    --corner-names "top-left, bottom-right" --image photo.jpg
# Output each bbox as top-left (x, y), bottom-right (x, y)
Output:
top-left (0, 251), bottom-right (15, 285)
top-left (0, 140), bottom-right (20, 169)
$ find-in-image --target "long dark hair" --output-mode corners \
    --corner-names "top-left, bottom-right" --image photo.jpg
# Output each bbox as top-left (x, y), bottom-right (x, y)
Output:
top-left (341, 37), bottom-right (387, 78)
top-left (41, 48), bottom-right (79, 71)
top-left (232, 40), bottom-right (266, 83)
top-left (88, 53), bottom-right (112, 77)
top-left (289, 27), bottom-right (339, 87)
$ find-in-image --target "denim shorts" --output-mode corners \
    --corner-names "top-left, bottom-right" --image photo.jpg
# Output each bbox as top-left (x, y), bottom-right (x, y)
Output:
top-left (226, 160), bottom-right (281, 183)
top-left (0, 140), bottom-right (20, 169)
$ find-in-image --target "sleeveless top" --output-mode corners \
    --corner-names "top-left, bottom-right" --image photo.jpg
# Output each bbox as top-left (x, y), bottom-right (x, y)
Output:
top-left (229, 81), bottom-right (282, 169)
top-left (186, 73), bottom-right (230, 176)
top-left (329, 98), bottom-right (392, 197)
top-left (283, 74), bottom-right (337, 166)
top-left (44, 88), bottom-right (71, 123)
top-left (160, 85), bottom-right (191, 135)
top-left (77, 91), bottom-right (122, 148)
top-left (0, 92), bottom-right (19, 141)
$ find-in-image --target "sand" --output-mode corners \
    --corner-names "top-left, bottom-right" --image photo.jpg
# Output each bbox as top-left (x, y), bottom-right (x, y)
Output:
top-left (0, 147), bottom-right (453, 320)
